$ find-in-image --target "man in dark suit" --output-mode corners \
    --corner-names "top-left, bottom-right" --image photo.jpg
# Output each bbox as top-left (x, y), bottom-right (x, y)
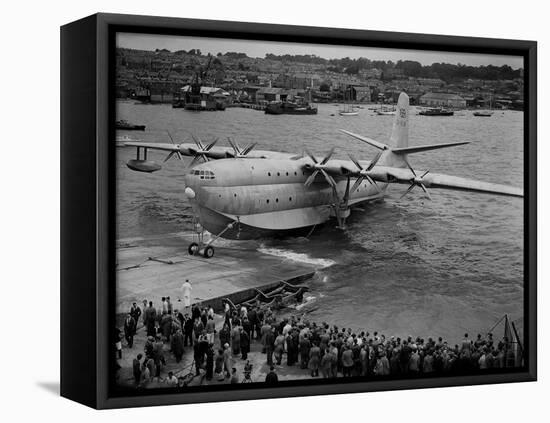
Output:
top-left (124, 313), bottom-right (137, 348)
top-left (265, 366), bottom-right (278, 384)
top-left (265, 328), bottom-right (275, 366)
top-left (130, 302), bottom-right (142, 327)
top-left (183, 313), bottom-right (194, 346)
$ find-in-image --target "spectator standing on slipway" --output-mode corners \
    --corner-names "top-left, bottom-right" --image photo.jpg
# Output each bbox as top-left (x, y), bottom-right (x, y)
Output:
top-left (130, 302), bottom-right (142, 327)
top-left (144, 301), bottom-right (157, 337)
top-left (180, 279), bottom-right (192, 311)
top-left (124, 313), bottom-right (137, 348)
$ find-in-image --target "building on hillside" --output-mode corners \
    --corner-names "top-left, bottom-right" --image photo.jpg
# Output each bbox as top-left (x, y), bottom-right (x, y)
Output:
top-left (350, 85), bottom-right (372, 102)
top-left (419, 92), bottom-right (466, 108)
top-left (256, 87), bottom-right (287, 102)
top-left (417, 78), bottom-right (445, 90)
top-left (358, 68), bottom-right (382, 80)
top-left (274, 73), bottom-right (321, 89)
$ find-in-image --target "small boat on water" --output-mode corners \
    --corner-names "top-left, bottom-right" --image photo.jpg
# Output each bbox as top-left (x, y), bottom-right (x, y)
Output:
top-left (116, 119), bottom-right (146, 130)
top-left (339, 110), bottom-right (359, 116)
top-left (265, 101), bottom-right (317, 115)
top-left (376, 105), bottom-right (396, 116)
top-left (339, 91), bottom-right (358, 116)
top-left (473, 110), bottom-right (494, 117)
top-left (419, 107), bottom-right (454, 116)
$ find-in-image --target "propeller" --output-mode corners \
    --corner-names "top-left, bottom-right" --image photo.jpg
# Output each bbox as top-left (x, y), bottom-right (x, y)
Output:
top-left (303, 148), bottom-right (351, 229)
top-left (400, 162), bottom-right (432, 200)
top-left (226, 137), bottom-right (257, 158)
top-left (303, 148), bottom-right (337, 188)
top-left (346, 150), bottom-right (383, 194)
top-left (188, 135), bottom-right (219, 166)
top-left (163, 131), bottom-right (184, 163)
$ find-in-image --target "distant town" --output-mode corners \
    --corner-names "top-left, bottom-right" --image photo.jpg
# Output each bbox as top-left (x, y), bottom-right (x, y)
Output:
top-left (115, 47), bottom-right (524, 111)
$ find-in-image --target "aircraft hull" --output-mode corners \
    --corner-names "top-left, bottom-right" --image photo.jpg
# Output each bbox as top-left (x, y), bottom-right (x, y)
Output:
top-left (195, 204), bottom-right (327, 240)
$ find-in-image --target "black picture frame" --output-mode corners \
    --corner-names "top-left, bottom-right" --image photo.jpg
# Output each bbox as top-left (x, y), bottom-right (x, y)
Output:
top-left (61, 12), bottom-right (537, 409)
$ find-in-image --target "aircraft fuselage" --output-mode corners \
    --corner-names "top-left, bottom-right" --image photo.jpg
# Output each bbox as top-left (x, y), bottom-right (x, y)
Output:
top-left (184, 157), bottom-right (387, 239)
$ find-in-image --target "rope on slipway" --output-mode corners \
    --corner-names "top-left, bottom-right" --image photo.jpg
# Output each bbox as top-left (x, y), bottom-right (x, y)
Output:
top-left (116, 256), bottom-right (184, 271)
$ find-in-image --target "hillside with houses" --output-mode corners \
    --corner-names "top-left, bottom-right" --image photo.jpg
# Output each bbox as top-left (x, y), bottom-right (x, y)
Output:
top-left (116, 47), bottom-right (524, 110)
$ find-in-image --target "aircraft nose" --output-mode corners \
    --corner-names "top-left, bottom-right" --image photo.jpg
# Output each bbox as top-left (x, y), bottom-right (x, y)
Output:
top-left (184, 187), bottom-right (196, 199)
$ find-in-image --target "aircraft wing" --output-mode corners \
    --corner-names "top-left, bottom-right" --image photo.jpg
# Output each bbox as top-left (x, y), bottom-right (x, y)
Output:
top-left (371, 166), bottom-right (523, 198)
top-left (123, 142), bottom-right (181, 152)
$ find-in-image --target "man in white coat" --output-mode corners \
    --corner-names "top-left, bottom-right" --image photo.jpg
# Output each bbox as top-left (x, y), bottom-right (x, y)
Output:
top-left (180, 279), bottom-right (192, 312)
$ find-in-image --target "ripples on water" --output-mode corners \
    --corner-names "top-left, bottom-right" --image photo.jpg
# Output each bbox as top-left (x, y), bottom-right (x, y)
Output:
top-left (116, 101), bottom-right (524, 343)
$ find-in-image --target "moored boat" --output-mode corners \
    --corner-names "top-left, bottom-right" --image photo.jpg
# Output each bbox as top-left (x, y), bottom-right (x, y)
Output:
top-left (376, 105), bottom-right (396, 116)
top-left (265, 101), bottom-right (317, 115)
top-left (418, 107), bottom-right (454, 116)
top-left (473, 110), bottom-right (494, 117)
top-left (116, 119), bottom-right (146, 130)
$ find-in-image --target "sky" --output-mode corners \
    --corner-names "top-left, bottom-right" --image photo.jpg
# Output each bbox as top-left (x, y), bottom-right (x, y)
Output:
top-left (117, 33), bottom-right (523, 69)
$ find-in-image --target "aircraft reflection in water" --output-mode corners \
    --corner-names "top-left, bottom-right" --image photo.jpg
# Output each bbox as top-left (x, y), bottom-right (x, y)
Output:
top-left (124, 92), bottom-right (523, 258)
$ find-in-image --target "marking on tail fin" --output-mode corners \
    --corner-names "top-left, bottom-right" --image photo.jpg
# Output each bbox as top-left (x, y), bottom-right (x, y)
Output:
top-left (390, 92), bottom-right (410, 148)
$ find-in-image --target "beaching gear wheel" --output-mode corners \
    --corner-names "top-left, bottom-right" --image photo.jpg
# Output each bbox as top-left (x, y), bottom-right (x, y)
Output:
top-left (203, 246), bottom-right (215, 258)
top-left (188, 242), bottom-right (199, 255)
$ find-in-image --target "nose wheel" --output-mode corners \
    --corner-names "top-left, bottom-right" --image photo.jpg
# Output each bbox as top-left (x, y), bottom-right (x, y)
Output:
top-left (188, 242), bottom-right (215, 258)
top-left (188, 220), bottom-right (238, 259)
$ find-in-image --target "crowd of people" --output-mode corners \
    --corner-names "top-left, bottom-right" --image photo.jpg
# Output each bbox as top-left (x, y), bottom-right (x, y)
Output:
top-left (115, 296), bottom-right (520, 388)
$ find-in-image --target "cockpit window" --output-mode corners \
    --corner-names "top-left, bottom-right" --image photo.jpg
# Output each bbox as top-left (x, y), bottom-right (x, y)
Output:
top-left (193, 169), bottom-right (215, 179)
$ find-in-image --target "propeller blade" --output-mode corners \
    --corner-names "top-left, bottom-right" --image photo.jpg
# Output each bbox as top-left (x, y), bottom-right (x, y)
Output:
top-left (189, 154), bottom-right (202, 167)
top-left (366, 176), bottom-right (381, 192)
top-left (419, 183), bottom-right (432, 200)
top-left (241, 142), bottom-right (257, 155)
top-left (304, 170), bottom-right (319, 187)
top-left (176, 151), bottom-right (183, 161)
top-left (348, 154), bottom-right (363, 171)
top-left (227, 137), bottom-right (239, 155)
top-left (320, 147), bottom-right (335, 165)
top-left (191, 135), bottom-right (203, 150)
top-left (351, 177), bottom-right (365, 194)
top-left (420, 169), bottom-right (430, 178)
top-left (400, 183), bottom-right (416, 199)
top-left (205, 138), bottom-right (218, 151)
top-left (367, 150), bottom-right (383, 171)
top-left (404, 159), bottom-right (417, 177)
top-left (320, 169), bottom-right (337, 189)
top-left (166, 130), bottom-right (176, 144)
top-left (342, 177), bottom-right (351, 204)
top-left (163, 151), bottom-right (175, 163)
top-left (305, 149), bottom-right (318, 164)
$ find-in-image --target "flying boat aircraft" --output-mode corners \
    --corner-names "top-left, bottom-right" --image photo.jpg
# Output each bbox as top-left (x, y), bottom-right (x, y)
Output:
top-left (123, 92), bottom-right (523, 258)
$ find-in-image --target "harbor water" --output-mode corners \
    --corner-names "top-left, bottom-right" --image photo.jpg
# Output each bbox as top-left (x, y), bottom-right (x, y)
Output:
top-left (116, 101), bottom-right (524, 344)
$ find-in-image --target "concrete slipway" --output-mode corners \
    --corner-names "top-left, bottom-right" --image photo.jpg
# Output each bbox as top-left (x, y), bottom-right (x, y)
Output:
top-left (116, 232), bottom-right (316, 315)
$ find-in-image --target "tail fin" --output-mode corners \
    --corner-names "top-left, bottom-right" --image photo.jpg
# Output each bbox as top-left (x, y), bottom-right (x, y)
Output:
top-left (390, 92), bottom-right (409, 149)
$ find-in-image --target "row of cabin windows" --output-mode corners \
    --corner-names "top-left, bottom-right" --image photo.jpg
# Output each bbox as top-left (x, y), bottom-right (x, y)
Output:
top-left (266, 197), bottom-right (292, 204)
top-left (267, 171), bottom-right (306, 177)
top-left (191, 169), bottom-right (215, 179)
top-left (222, 193), bottom-right (293, 203)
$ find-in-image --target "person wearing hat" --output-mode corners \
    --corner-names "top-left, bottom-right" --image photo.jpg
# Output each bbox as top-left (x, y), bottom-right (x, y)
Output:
top-left (265, 366), bottom-right (278, 384)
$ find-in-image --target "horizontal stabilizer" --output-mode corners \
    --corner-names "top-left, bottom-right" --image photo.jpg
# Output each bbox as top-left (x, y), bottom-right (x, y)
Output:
top-left (340, 130), bottom-right (389, 150)
top-left (392, 141), bottom-right (469, 155)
